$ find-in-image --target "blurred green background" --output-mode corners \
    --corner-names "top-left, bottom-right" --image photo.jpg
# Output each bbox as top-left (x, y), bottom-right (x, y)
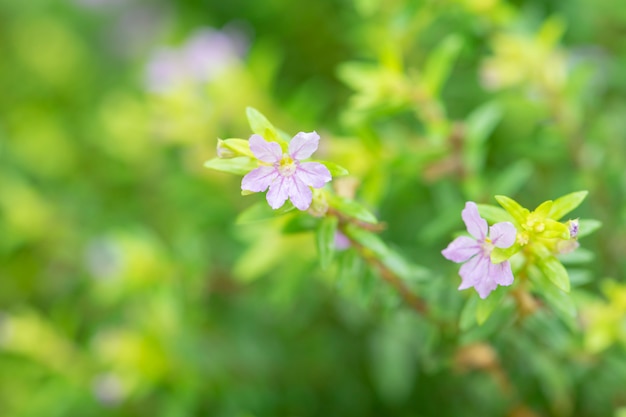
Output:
top-left (1, 0), bottom-right (626, 416)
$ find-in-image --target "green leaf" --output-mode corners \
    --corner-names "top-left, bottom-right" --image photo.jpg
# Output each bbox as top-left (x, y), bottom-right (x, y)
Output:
top-left (534, 200), bottom-right (554, 217)
top-left (459, 294), bottom-right (478, 331)
top-left (541, 219), bottom-right (570, 240)
top-left (344, 224), bottom-right (387, 257)
top-left (336, 249), bottom-right (363, 288)
top-left (557, 248), bottom-right (594, 265)
top-left (245, 107), bottom-right (281, 143)
top-left (465, 102), bottom-right (502, 144)
top-left (316, 216), bottom-right (338, 270)
top-left (369, 314), bottom-right (418, 404)
top-left (538, 16), bottom-right (566, 47)
top-left (345, 225), bottom-right (428, 282)
top-left (476, 204), bottom-right (514, 224)
top-left (464, 102), bottom-right (502, 173)
top-left (217, 138), bottom-right (253, 158)
top-left (336, 61), bottom-right (377, 91)
top-left (529, 265), bottom-right (576, 328)
top-left (491, 159), bottom-right (533, 196)
top-left (236, 201), bottom-right (296, 224)
top-left (495, 195), bottom-right (528, 224)
top-left (475, 285), bottom-right (508, 325)
top-left (422, 35), bottom-right (463, 96)
top-left (328, 195), bottom-right (378, 224)
top-left (576, 219), bottom-right (601, 238)
top-left (537, 255), bottom-right (571, 292)
top-left (317, 161), bottom-right (349, 177)
top-left (490, 243), bottom-right (520, 264)
top-left (282, 214), bottom-right (319, 234)
top-left (204, 157), bottom-right (257, 176)
top-left (548, 191), bottom-right (588, 220)
top-left (568, 269), bottom-right (593, 286)
top-left (382, 249), bottom-right (430, 283)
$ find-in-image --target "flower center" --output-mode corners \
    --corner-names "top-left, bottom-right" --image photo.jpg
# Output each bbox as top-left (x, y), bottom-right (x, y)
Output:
top-left (480, 238), bottom-right (495, 257)
top-left (278, 154), bottom-right (298, 176)
top-left (517, 232), bottom-right (529, 246)
top-left (524, 214), bottom-right (545, 233)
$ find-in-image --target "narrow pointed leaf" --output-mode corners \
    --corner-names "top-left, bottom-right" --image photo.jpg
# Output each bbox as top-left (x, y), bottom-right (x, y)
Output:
top-left (576, 219), bottom-right (601, 238)
top-left (318, 161), bottom-right (349, 177)
top-left (529, 265), bottom-right (576, 328)
top-left (204, 157), bottom-right (257, 176)
top-left (549, 191), bottom-right (588, 220)
top-left (459, 294), bottom-right (479, 330)
top-left (236, 201), bottom-right (295, 224)
top-left (328, 195), bottom-right (377, 224)
top-left (495, 195), bottom-right (528, 224)
top-left (491, 159), bottom-right (533, 196)
top-left (537, 256), bottom-right (570, 292)
top-left (464, 102), bottom-right (502, 173)
top-left (423, 35), bottom-right (463, 96)
top-left (477, 204), bottom-right (514, 224)
top-left (345, 225), bottom-right (427, 282)
top-left (534, 200), bottom-right (553, 217)
top-left (344, 225), bottom-right (387, 257)
top-left (476, 286), bottom-right (507, 325)
top-left (246, 107), bottom-right (280, 143)
top-left (316, 216), bottom-right (338, 270)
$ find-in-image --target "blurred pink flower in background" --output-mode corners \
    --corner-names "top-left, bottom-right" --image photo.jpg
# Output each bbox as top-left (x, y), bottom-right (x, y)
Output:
top-left (145, 27), bottom-right (247, 93)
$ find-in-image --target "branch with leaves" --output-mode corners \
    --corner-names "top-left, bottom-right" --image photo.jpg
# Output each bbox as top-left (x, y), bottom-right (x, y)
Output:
top-left (205, 108), bottom-right (599, 330)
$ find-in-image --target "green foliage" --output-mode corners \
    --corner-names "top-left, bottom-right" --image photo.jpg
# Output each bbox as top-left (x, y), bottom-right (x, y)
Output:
top-left (549, 191), bottom-right (589, 221)
top-left (422, 34), bottom-right (464, 97)
top-left (246, 107), bottom-right (283, 145)
top-left (316, 215), bottom-right (338, 270)
top-left (203, 156), bottom-right (257, 175)
top-left (328, 194), bottom-right (378, 224)
top-left (1, 0), bottom-right (625, 416)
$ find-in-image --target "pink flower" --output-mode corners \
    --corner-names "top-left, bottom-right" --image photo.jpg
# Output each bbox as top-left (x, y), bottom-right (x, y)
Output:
top-left (334, 231), bottom-right (351, 251)
top-left (241, 132), bottom-right (332, 210)
top-left (145, 27), bottom-right (246, 93)
top-left (442, 202), bottom-right (517, 299)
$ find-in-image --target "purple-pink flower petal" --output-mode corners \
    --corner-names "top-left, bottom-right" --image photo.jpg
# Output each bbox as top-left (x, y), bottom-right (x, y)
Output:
top-left (287, 176), bottom-right (313, 210)
top-left (288, 131), bottom-right (320, 160)
top-left (146, 48), bottom-right (186, 93)
top-left (458, 255), bottom-right (512, 299)
top-left (243, 129), bottom-right (331, 211)
top-left (490, 261), bottom-right (514, 286)
top-left (241, 166), bottom-right (278, 192)
top-left (334, 231), bottom-right (351, 250)
top-left (474, 274), bottom-right (499, 299)
top-left (458, 255), bottom-right (485, 290)
top-left (441, 236), bottom-right (481, 263)
top-left (489, 222), bottom-right (517, 248)
top-left (249, 134), bottom-right (282, 163)
top-left (462, 202), bottom-right (488, 240)
top-left (444, 201), bottom-right (518, 298)
top-left (296, 162), bottom-right (331, 188)
top-left (266, 176), bottom-right (289, 209)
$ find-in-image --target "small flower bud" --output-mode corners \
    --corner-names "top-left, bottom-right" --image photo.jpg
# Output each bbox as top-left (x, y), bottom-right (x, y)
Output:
top-left (216, 139), bottom-right (237, 158)
top-left (217, 138), bottom-right (254, 159)
top-left (307, 188), bottom-right (329, 217)
top-left (568, 219), bottom-right (579, 239)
